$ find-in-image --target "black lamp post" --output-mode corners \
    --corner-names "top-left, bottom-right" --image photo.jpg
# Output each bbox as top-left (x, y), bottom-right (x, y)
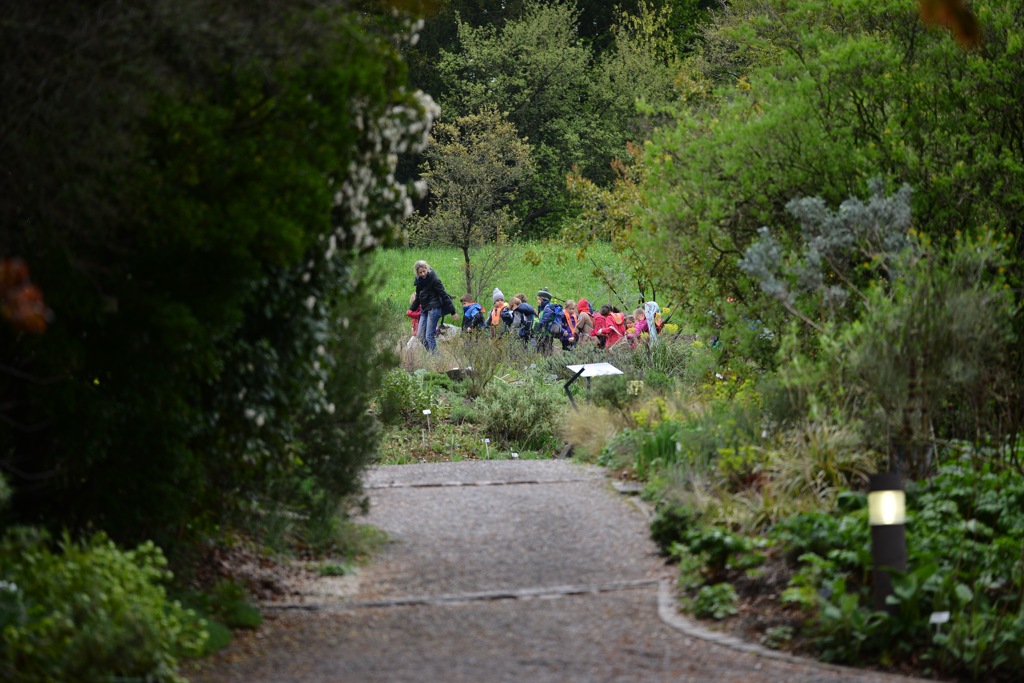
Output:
top-left (868, 473), bottom-right (908, 613)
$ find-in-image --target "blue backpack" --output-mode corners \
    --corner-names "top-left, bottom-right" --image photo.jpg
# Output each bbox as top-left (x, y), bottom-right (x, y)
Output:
top-left (463, 302), bottom-right (485, 330)
top-left (546, 303), bottom-right (566, 337)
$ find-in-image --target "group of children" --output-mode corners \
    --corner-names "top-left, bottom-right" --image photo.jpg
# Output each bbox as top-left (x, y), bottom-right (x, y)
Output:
top-left (407, 285), bottom-right (663, 354)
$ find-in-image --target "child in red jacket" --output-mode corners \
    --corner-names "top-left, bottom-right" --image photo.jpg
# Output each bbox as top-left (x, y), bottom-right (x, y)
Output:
top-left (405, 293), bottom-right (421, 337)
top-left (594, 304), bottom-right (626, 348)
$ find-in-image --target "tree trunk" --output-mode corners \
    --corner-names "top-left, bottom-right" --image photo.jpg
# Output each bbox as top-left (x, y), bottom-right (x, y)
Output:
top-left (462, 246), bottom-right (472, 299)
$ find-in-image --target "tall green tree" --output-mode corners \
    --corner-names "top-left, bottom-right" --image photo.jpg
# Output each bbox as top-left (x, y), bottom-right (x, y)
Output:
top-left (437, 1), bottom-right (596, 232)
top-left (411, 106), bottom-right (533, 300)
top-left (435, 0), bottom-right (690, 235)
top-left (0, 0), bottom-right (438, 547)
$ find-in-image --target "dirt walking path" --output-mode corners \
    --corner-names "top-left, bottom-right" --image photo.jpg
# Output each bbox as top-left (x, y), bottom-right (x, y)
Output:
top-left (186, 460), bottom-right (929, 683)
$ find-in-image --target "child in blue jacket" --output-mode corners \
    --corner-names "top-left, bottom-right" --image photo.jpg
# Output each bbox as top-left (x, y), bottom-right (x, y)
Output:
top-left (460, 294), bottom-right (486, 332)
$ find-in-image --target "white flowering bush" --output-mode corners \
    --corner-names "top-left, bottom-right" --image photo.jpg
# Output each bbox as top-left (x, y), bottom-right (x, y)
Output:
top-left (0, 2), bottom-right (440, 552)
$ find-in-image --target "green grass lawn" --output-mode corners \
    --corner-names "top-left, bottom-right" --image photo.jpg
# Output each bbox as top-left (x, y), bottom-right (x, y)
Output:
top-left (371, 242), bottom-right (633, 313)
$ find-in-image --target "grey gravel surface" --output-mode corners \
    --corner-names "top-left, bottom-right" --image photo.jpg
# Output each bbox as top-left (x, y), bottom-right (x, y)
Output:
top-left (187, 460), bottom-right (930, 683)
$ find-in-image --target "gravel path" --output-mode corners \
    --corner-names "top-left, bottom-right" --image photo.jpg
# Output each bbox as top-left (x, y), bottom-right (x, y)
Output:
top-left (186, 460), bottom-right (931, 683)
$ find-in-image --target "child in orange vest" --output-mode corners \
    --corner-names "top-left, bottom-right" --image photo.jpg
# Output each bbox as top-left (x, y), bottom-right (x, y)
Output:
top-left (488, 288), bottom-right (512, 337)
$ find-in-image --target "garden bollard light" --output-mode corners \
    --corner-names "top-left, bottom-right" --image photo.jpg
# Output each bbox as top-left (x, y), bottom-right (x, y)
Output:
top-left (868, 473), bottom-right (907, 613)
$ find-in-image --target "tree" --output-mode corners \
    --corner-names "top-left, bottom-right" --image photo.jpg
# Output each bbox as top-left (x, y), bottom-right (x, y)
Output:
top-left (412, 106), bottom-right (532, 300)
top-left (437, 1), bottom-right (594, 233)
top-left (0, 0), bottom-right (438, 548)
top-left (434, 0), bottom-right (697, 236)
top-left (563, 1), bottom-right (693, 309)
top-left (606, 0), bottom-right (1024, 462)
top-left (642, 0), bottom-right (1024, 307)
top-left (591, 0), bottom-right (686, 156)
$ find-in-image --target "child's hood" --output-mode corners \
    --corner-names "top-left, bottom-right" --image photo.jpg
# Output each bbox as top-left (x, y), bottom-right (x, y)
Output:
top-left (609, 312), bottom-right (625, 325)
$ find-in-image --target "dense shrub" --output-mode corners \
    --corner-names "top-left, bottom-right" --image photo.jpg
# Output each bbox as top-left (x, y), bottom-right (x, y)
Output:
top-left (0, 528), bottom-right (206, 683)
top-left (476, 377), bottom-right (568, 451)
top-left (628, 338), bottom-right (718, 389)
top-left (373, 369), bottom-right (445, 426)
top-left (0, 1), bottom-right (435, 551)
top-left (598, 427), bottom-right (647, 470)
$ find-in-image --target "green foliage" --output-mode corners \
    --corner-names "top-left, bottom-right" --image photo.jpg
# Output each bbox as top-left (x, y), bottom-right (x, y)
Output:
top-left (760, 419), bottom-right (879, 507)
top-left (671, 543), bottom-right (710, 591)
top-left (448, 336), bottom-right (508, 399)
top-left (771, 511), bottom-right (869, 567)
top-left (764, 453), bottom-right (1024, 679)
top-left (934, 606), bottom-right (1024, 681)
top-left (649, 503), bottom-right (701, 553)
top-left (207, 580), bottom-right (262, 630)
top-left (1, 1), bottom-right (434, 554)
top-left (433, 0), bottom-right (689, 235)
top-left (599, 427), bottom-right (649, 471)
top-left (373, 369), bottom-right (442, 426)
top-left (437, 0), bottom-right (593, 231)
top-left (318, 562), bottom-right (355, 577)
top-left (679, 526), bottom-right (765, 581)
top-left (589, 374), bottom-right (636, 417)
top-left (181, 577), bottom-right (262, 639)
top-left (806, 577), bottom-right (888, 664)
top-left (410, 105), bottom-right (533, 298)
top-left (760, 625), bottom-right (794, 650)
top-left (334, 521), bottom-right (389, 563)
top-left (673, 395), bottom-right (763, 473)
top-left (628, 338), bottom-right (718, 388)
top-left (751, 184), bottom-right (1017, 474)
top-left (476, 377), bottom-right (569, 451)
top-left (690, 582), bottom-right (739, 620)
top-left (0, 528), bottom-right (206, 683)
top-left (638, 0), bottom-right (1024, 453)
top-left (636, 419), bottom-right (681, 479)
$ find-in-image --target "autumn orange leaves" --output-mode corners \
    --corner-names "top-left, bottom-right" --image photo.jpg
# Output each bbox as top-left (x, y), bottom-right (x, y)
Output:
top-left (1, 258), bottom-right (52, 334)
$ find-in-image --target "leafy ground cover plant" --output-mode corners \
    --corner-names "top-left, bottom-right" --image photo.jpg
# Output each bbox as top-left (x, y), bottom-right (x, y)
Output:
top-left (0, 528), bottom-right (207, 683)
top-left (668, 451), bottom-right (1024, 681)
top-left (691, 582), bottom-right (740, 620)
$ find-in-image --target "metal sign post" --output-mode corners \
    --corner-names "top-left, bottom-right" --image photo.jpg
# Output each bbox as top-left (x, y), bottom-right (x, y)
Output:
top-left (564, 362), bottom-right (624, 412)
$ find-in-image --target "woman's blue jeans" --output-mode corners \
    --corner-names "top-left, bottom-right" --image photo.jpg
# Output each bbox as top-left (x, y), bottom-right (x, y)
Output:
top-left (417, 307), bottom-right (442, 352)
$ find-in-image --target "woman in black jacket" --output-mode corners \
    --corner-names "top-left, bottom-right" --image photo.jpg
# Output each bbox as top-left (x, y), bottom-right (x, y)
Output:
top-left (411, 260), bottom-right (451, 352)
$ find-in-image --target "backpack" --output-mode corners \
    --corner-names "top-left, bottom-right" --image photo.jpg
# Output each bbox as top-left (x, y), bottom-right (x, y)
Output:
top-left (546, 303), bottom-right (566, 337)
top-left (441, 289), bottom-right (457, 316)
top-left (463, 302), bottom-right (485, 330)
